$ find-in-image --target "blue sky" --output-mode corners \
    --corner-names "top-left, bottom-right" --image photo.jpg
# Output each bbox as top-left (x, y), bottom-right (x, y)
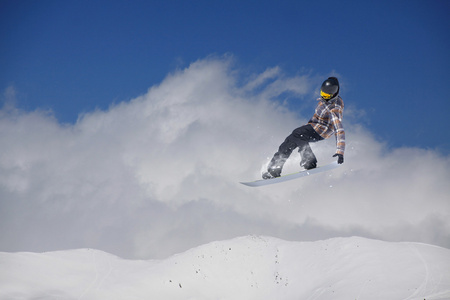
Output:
top-left (1, 0), bottom-right (450, 152)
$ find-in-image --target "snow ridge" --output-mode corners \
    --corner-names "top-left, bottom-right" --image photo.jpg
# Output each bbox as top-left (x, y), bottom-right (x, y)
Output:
top-left (1, 236), bottom-right (450, 300)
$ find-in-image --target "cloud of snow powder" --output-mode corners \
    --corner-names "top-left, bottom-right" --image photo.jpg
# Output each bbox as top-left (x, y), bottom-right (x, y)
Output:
top-left (1, 57), bottom-right (449, 259)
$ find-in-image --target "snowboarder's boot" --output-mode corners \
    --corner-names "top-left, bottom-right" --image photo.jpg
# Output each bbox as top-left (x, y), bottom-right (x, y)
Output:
top-left (299, 148), bottom-right (318, 170)
top-left (262, 171), bottom-right (274, 180)
top-left (301, 159), bottom-right (317, 170)
top-left (262, 153), bottom-right (288, 179)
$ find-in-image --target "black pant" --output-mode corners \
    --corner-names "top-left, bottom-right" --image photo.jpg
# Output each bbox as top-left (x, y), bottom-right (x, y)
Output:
top-left (269, 124), bottom-right (323, 169)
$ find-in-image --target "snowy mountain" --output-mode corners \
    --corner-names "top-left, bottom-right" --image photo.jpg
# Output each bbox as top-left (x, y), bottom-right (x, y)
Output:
top-left (1, 236), bottom-right (450, 300)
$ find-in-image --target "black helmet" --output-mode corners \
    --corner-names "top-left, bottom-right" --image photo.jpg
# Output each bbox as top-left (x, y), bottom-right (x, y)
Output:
top-left (320, 77), bottom-right (339, 100)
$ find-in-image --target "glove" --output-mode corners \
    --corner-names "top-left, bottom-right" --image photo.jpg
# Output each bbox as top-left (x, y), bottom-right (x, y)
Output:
top-left (333, 153), bottom-right (344, 164)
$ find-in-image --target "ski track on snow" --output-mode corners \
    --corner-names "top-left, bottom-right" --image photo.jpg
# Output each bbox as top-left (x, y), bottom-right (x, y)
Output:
top-left (404, 243), bottom-right (447, 300)
top-left (356, 279), bottom-right (371, 300)
top-left (77, 250), bottom-right (114, 299)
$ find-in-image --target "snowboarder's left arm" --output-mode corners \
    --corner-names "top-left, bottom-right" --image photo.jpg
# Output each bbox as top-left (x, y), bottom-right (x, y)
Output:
top-left (331, 107), bottom-right (345, 158)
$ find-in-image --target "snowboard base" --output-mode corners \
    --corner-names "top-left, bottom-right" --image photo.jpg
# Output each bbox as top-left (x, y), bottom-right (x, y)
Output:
top-left (240, 161), bottom-right (340, 187)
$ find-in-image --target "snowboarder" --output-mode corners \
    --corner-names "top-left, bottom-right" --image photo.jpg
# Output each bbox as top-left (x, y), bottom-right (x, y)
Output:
top-left (262, 77), bottom-right (345, 179)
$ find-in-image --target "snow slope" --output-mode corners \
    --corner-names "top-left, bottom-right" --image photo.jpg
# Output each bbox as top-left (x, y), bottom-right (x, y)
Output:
top-left (1, 236), bottom-right (450, 300)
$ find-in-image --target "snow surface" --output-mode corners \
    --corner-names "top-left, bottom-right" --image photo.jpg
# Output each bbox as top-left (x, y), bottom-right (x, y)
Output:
top-left (1, 236), bottom-right (450, 300)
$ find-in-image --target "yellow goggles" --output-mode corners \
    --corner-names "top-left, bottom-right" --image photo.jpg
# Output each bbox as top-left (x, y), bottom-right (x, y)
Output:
top-left (320, 90), bottom-right (333, 100)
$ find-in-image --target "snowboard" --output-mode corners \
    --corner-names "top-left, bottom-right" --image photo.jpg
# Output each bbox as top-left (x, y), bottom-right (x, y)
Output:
top-left (240, 161), bottom-right (340, 187)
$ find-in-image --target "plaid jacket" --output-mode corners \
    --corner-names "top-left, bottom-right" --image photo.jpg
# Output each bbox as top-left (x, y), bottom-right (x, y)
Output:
top-left (308, 96), bottom-right (345, 155)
